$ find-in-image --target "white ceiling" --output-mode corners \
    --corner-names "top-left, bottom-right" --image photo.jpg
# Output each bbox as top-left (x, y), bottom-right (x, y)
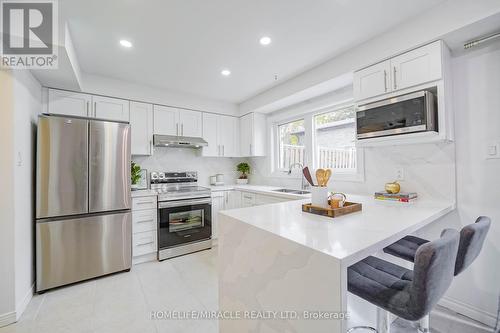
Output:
top-left (61, 0), bottom-right (446, 104)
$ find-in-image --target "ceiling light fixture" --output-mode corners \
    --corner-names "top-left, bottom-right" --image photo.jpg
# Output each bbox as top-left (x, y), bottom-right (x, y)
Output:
top-left (259, 36), bottom-right (272, 46)
top-left (119, 39), bottom-right (133, 48)
top-left (221, 69), bottom-right (231, 76)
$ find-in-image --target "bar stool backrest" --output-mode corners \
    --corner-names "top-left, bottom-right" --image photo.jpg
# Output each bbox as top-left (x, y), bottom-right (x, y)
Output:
top-left (455, 216), bottom-right (491, 275)
top-left (408, 229), bottom-right (460, 321)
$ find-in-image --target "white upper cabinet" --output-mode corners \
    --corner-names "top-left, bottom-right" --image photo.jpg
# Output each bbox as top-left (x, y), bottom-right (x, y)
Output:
top-left (92, 95), bottom-right (130, 122)
top-left (202, 113), bottom-right (218, 157)
top-left (239, 112), bottom-right (266, 157)
top-left (47, 89), bottom-right (91, 117)
top-left (130, 102), bottom-right (153, 156)
top-left (202, 113), bottom-right (239, 157)
top-left (153, 105), bottom-right (179, 136)
top-left (217, 115), bottom-right (238, 157)
top-left (391, 41), bottom-right (442, 91)
top-left (178, 110), bottom-right (202, 137)
top-left (353, 61), bottom-right (391, 101)
top-left (153, 106), bottom-right (202, 137)
top-left (354, 41), bottom-right (443, 102)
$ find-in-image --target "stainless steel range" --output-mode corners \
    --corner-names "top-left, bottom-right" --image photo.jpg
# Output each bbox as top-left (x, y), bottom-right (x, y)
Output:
top-left (150, 171), bottom-right (212, 260)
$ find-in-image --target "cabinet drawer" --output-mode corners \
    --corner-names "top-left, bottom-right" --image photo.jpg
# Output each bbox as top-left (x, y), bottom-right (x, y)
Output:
top-left (241, 192), bottom-right (256, 207)
top-left (132, 209), bottom-right (157, 233)
top-left (132, 231), bottom-right (157, 257)
top-left (132, 196), bottom-right (157, 211)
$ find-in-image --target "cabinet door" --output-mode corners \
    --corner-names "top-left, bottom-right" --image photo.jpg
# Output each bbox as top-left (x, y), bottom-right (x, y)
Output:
top-left (179, 110), bottom-right (202, 137)
top-left (202, 113), bottom-right (219, 156)
top-left (153, 105), bottom-right (179, 135)
top-left (217, 115), bottom-right (237, 157)
top-left (353, 60), bottom-right (391, 101)
top-left (228, 190), bottom-right (242, 209)
top-left (93, 95), bottom-right (130, 122)
top-left (47, 89), bottom-right (91, 117)
top-left (211, 193), bottom-right (225, 239)
top-left (130, 102), bottom-right (153, 155)
top-left (252, 113), bottom-right (266, 156)
top-left (391, 41), bottom-right (442, 91)
top-left (239, 113), bottom-right (252, 156)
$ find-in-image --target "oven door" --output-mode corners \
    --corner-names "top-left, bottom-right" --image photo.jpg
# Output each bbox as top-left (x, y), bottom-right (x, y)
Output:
top-left (356, 90), bottom-right (436, 139)
top-left (158, 197), bottom-right (212, 249)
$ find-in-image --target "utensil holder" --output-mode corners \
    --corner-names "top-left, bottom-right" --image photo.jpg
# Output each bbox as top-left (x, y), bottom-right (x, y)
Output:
top-left (311, 186), bottom-right (329, 208)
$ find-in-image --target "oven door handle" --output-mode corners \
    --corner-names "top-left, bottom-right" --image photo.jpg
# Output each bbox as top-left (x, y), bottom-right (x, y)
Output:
top-left (158, 198), bottom-right (212, 208)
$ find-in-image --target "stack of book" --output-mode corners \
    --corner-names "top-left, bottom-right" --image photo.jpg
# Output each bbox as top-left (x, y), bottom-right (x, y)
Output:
top-left (374, 192), bottom-right (418, 203)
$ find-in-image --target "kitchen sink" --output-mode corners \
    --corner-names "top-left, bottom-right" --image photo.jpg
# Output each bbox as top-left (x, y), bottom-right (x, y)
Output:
top-left (272, 189), bottom-right (310, 195)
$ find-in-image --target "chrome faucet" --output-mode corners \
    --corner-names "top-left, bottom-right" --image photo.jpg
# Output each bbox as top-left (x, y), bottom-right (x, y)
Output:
top-left (288, 163), bottom-right (309, 190)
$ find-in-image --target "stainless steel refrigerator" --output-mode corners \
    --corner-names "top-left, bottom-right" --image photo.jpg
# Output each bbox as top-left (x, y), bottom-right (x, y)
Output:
top-left (36, 114), bottom-right (132, 292)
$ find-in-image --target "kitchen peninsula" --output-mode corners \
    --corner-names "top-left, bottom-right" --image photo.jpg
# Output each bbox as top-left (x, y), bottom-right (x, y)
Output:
top-left (218, 194), bottom-right (455, 333)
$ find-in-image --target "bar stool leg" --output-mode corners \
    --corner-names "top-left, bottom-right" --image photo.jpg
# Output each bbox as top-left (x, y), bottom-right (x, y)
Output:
top-left (376, 307), bottom-right (390, 333)
top-left (418, 314), bottom-right (430, 333)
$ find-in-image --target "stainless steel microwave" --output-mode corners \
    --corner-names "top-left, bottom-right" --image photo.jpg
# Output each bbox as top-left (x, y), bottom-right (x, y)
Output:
top-left (356, 90), bottom-right (437, 140)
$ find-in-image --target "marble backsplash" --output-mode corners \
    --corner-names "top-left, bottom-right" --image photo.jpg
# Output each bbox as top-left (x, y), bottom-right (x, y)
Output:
top-left (132, 147), bottom-right (246, 187)
top-left (248, 141), bottom-right (456, 202)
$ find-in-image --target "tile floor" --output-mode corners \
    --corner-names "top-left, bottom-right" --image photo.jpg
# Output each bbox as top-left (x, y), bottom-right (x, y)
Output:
top-left (0, 247), bottom-right (493, 333)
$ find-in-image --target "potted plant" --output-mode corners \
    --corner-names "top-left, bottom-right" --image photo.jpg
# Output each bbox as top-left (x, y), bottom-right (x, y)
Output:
top-left (131, 162), bottom-right (142, 190)
top-left (236, 162), bottom-right (250, 184)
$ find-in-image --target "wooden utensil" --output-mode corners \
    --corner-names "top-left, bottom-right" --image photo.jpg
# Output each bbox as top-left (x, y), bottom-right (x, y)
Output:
top-left (303, 167), bottom-right (314, 186)
top-left (316, 169), bottom-right (326, 187)
top-left (324, 169), bottom-right (332, 185)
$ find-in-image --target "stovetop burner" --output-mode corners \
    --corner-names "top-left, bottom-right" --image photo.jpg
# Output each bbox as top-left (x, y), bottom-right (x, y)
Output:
top-left (150, 171), bottom-right (211, 201)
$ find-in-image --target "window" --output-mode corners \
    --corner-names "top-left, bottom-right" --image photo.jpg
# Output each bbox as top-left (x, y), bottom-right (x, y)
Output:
top-left (314, 106), bottom-right (357, 172)
top-left (272, 103), bottom-right (363, 181)
top-left (278, 119), bottom-right (305, 170)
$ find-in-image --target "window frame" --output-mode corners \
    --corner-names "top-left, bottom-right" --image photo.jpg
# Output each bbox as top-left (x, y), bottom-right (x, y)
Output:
top-left (270, 101), bottom-right (364, 182)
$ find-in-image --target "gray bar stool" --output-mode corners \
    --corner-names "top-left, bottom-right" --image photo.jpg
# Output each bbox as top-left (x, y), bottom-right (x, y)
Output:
top-left (347, 229), bottom-right (460, 333)
top-left (384, 216), bottom-right (491, 275)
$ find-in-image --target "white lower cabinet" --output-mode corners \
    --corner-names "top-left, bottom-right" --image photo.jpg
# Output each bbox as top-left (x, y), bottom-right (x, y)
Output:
top-left (211, 192), bottom-right (225, 239)
top-left (241, 192), bottom-right (256, 207)
top-left (131, 195), bottom-right (157, 262)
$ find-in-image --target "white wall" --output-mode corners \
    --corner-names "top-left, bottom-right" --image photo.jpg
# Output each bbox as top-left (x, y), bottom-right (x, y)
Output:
top-left (0, 69), bottom-right (41, 326)
top-left (133, 149), bottom-right (247, 187)
top-left (428, 40), bottom-right (500, 327)
top-left (239, 0), bottom-right (500, 114)
top-left (81, 73), bottom-right (238, 116)
top-left (0, 69), bottom-right (17, 327)
top-left (13, 70), bottom-right (42, 318)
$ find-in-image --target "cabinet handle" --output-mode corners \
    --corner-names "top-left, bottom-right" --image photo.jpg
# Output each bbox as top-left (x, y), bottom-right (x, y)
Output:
top-left (136, 218), bottom-right (154, 224)
top-left (181, 124), bottom-right (184, 136)
top-left (222, 145), bottom-right (225, 156)
top-left (136, 201), bottom-right (153, 205)
top-left (250, 144), bottom-right (252, 156)
top-left (176, 123), bottom-right (179, 136)
top-left (86, 101), bottom-right (89, 116)
top-left (94, 102), bottom-right (97, 117)
top-left (137, 240), bottom-right (154, 246)
top-left (393, 67), bottom-right (397, 90)
top-left (383, 70), bottom-right (388, 92)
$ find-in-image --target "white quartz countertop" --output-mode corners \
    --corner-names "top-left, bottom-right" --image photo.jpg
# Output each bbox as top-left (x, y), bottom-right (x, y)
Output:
top-left (220, 194), bottom-right (455, 265)
top-left (209, 184), bottom-right (311, 200)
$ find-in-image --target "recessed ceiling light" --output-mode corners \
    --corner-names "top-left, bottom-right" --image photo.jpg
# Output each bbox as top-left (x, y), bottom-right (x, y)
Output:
top-left (221, 69), bottom-right (231, 76)
top-left (259, 36), bottom-right (272, 46)
top-left (119, 39), bottom-right (132, 48)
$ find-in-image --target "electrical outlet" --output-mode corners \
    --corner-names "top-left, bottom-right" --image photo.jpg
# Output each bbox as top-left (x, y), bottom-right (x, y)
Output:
top-left (396, 167), bottom-right (405, 181)
top-left (486, 142), bottom-right (500, 159)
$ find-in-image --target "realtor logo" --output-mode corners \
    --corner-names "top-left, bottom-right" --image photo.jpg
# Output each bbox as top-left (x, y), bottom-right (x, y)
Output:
top-left (1, 0), bottom-right (58, 68)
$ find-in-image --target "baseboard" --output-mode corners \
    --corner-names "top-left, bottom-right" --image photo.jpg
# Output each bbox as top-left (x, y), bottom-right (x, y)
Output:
top-left (439, 296), bottom-right (497, 328)
top-left (0, 311), bottom-right (16, 328)
top-left (15, 283), bottom-right (34, 320)
top-left (132, 252), bottom-right (157, 265)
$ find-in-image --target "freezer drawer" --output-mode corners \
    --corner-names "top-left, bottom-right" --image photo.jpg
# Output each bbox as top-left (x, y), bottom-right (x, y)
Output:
top-left (36, 211), bottom-right (132, 292)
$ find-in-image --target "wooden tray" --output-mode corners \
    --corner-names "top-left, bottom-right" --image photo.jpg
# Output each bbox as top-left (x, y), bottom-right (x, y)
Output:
top-left (302, 201), bottom-right (362, 218)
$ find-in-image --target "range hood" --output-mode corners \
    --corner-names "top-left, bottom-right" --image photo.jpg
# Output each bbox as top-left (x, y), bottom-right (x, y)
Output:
top-left (153, 134), bottom-right (208, 148)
